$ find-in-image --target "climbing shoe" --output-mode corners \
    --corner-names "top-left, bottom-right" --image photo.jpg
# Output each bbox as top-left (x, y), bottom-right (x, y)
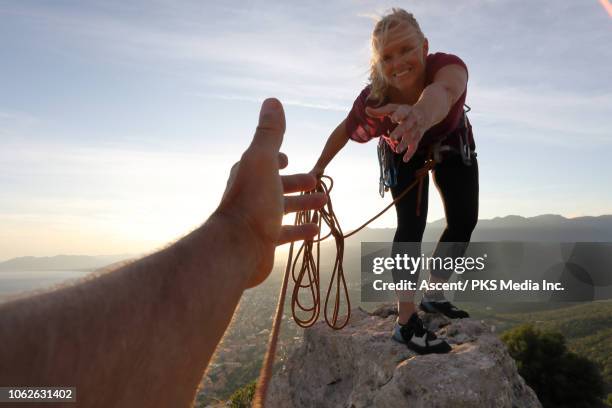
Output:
top-left (392, 313), bottom-right (451, 354)
top-left (420, 299), bottom-right (470, 319)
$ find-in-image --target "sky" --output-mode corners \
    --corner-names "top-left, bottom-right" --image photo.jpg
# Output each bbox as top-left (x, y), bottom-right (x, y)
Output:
top-left (0, 0), bottom-right (611, 261)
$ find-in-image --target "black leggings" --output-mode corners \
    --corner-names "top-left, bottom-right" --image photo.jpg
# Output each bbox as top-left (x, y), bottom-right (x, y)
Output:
top-left (390, 152), bottom-right (479, 282)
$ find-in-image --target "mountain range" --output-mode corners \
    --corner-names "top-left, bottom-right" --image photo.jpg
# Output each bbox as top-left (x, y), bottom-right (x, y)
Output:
top-left (2, 214), bottom-right (612, 272)
top-left (0, 254), bottom-right (134, 272)
top-left (344, 214), bottom-right (612, 244)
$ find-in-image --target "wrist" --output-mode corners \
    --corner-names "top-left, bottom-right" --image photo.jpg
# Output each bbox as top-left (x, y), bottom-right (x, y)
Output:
top-left (194, 211), bottom-right (262, 288)
top-left (311, 162), bottom-right (326, 175)
top-left (415, 83), bottom-right (451, 129)
top-left (411, 103), bottom-right (432, 131)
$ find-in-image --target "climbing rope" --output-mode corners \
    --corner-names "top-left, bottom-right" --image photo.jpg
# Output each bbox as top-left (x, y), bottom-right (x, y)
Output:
top-left (253, 156), bottom-right (437, 407)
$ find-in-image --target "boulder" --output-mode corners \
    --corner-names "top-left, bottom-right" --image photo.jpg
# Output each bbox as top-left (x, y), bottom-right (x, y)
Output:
top-left (267, 304), bottom-right (541, 408)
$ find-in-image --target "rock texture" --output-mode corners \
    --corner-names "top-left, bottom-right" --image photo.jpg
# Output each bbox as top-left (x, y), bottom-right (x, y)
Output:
top-left (267, 304), bottom-right (541, 408)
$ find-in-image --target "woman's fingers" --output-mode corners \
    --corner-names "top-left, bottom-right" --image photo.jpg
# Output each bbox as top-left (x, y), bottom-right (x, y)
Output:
top-left (397, 132), bottom-right (414, 154)
top-left (390, 115), bottom-right (417, 141)
top-left (277, 224), bottom-right (319, 245)
top-left (365, 103), bottom-right (399, 118)
top-left (389, 105), bottom-right (412, 124)
top-left (391, 122), bottom-right (415, 152)
top-left (402, 143), bottom-right (419, 163)
top-left (390, 122), bottom-right (407, 145)
top-left (284, 193), bottom-right (327, 214)
top-left (281, 173), bottom-right (317, 193)
top-left (365, 102), bottom-right (424, 163)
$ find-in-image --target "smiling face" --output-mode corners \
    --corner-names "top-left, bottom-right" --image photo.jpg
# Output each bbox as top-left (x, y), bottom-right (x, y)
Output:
top-left (375, 22), bottom-right (428, 96)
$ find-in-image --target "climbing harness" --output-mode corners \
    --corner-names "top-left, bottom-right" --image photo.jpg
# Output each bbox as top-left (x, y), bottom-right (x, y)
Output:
top-left (432, 105), bottom-right (476, 166)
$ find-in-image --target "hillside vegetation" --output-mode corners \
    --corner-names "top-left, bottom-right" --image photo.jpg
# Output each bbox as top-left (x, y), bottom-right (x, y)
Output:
top-left (469, 301), bottom-right (612, 393)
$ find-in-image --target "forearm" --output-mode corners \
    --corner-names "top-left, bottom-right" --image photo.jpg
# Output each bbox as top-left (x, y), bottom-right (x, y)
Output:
top-left (413, 82), bottom-right (455, 130)
top-left (0, 213), bottom-right (255, 407)
top-left (314, 119), bottom-right (349, 169)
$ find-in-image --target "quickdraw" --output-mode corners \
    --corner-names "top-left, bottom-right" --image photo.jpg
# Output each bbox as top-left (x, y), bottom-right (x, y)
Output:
top-left (377, 136), bottom-right (399, 197)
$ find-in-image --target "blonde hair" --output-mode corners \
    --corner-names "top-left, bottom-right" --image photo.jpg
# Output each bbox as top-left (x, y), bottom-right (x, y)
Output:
top-left (368, 8), bottom-right (426, 104)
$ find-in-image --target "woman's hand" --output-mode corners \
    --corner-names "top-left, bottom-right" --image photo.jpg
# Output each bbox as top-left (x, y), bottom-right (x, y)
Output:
top-left (366, 104), bottom-right (428, 162)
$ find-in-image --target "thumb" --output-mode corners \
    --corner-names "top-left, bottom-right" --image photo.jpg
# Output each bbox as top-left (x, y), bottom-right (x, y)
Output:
top-left (365, 103), bottom-right (398, 118)
top-left (251, 98), bottom-right (286, 152)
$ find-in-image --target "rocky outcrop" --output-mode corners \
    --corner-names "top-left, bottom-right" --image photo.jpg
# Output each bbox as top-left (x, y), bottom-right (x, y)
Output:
top-left (267, 304), bottom-right (541, 408)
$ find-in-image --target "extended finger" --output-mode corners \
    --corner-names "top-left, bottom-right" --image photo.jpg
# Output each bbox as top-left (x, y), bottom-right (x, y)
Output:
top-left (390, 127), bottom-right (405, 147)
top-left (251, 98), bottom-right (286, 153)
top-left (396, 130), bottom-right (413, 153)
top-left (390, 106), bottom-right (411, 124)
top-left (284, 193), bottom-right (327, 214)
top-left (281, 173), bottom-right (317, 193)
top-left (397, 131), bottom-right (420, 155)
top-left (402, 143), bottom-right (419, 163)
top-left (278, 152), bottom-right (288, 169)
top-left (365, 103), bottom-right (399, 118)
top-left (277, 224), bottom-right (319, 245)
top-left (390, 116), bottom-right (417, 142)
top-left (397, 121), bottom-right (421, 150)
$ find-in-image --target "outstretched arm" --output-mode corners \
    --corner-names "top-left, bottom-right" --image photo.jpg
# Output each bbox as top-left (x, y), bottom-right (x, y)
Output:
top-left (0, 99), bottom-right (326, 408)
top-left (0, 216), bottom-right (261, 407)
top-left (413, 64), bottom-right (468, 130)
top-left (310, 119), bottom-right (349, 177)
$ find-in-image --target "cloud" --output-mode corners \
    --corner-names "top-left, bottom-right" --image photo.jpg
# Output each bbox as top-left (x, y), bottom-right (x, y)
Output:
top-left (469, 85), bottom-right (612, 146)
top-left (0, 109), bottom-right (39, 137)
top-left (1, 1), bottom-right (373, 109)
top-left (201, 93), bottom-right (349, 112)
top-left (2, 2), bottom-right (366, 74)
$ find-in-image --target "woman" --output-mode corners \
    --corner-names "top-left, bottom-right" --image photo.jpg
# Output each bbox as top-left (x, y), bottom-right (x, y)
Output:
top-left (310, 9), bottom-right (478, 354)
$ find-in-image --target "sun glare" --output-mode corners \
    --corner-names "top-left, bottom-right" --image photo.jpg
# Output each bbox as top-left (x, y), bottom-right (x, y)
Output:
top-left (600, 0), bottom-right (612, 17)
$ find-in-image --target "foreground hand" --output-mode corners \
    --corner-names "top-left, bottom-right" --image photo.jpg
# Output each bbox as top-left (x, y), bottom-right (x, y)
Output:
top-left (217, 98), bottom-right (327, 288)
top-left (366, 104), bottom-right (427, 162)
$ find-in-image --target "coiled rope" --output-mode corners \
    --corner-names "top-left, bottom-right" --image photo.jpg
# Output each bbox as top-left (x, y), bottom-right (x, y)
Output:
top-left (253, 157), bottom-right (437, 407)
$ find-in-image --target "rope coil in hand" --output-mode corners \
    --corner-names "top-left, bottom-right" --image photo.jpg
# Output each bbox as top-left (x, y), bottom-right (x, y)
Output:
top-left (291, 176), bottom-right (350, 330)
top-left (253, 155), bottom-right (437, 407)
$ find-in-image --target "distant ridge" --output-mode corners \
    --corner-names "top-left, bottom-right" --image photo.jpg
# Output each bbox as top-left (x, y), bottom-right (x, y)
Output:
top-left (0, 254), bottom-right (134, 272)
top-left (347, 214), bottom-right (612, 244)
top-left (4, 214), bottom-right (612, 271)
